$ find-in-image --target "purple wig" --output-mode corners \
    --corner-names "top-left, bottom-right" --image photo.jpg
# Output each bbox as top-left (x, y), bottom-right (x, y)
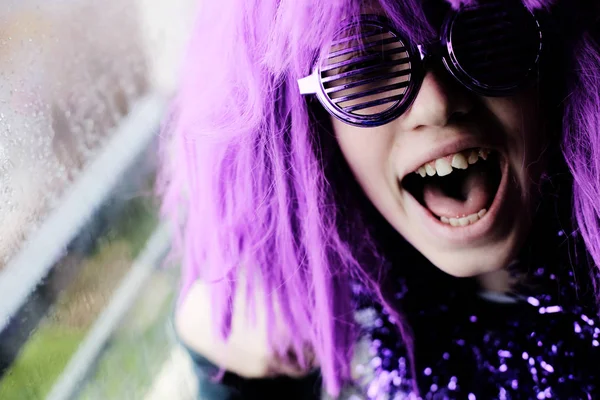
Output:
top-left (160, 0), bottom-right (600, 396)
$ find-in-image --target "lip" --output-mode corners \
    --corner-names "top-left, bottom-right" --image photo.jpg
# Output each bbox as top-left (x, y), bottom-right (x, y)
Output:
top-left (398, 136), bottom-right (502, 179)
top-left (402, 153), bottom-right (510, 245)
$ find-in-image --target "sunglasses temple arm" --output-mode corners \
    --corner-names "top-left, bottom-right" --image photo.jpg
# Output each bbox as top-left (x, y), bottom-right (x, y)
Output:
top-left (298, 71), bottom-right (319, 95)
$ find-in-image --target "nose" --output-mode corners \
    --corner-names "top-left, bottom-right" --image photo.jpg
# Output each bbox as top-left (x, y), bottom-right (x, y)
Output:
top-left (402, 66), bottom-right (474, 130)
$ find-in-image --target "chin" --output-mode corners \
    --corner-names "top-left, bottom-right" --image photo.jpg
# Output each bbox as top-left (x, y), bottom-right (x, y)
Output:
top-left (413, 226), bottom-right (527, 279)
top-left (393, 144), bottom-right (535, 279)
top-left (428, 253), bottom-right (510, 278)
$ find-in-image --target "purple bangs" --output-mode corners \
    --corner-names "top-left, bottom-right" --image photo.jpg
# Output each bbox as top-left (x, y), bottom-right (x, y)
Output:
top-left (159, 0), bottom-right (598, 397)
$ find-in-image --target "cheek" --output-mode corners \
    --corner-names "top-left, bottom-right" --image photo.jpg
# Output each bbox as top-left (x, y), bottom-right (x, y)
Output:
top-left (331, 118), bottom-right (397, 198)
top-left (483, 88), bottom-right (547, 194)
top-left (482, 91), bottom-right (546, 178)
top-left (483, 91), bottom-right (541, 141)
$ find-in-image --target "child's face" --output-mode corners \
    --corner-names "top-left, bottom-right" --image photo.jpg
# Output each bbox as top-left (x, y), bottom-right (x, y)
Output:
top-left (332, 65), bottom-right (546, 278)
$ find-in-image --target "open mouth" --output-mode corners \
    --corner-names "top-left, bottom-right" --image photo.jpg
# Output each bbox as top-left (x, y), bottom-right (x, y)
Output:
top-left (401, 148), bottom-right (503, 227)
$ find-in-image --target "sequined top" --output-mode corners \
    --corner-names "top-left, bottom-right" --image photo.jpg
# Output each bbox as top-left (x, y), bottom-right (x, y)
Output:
top-left (186, 235), bottom-right (600, 399)
top-left (186, 170), bottom-right (600, 399)
top-left (338, 227), bottom-right (600, 400)
top-left (186, 233), bottom-right (600, 400)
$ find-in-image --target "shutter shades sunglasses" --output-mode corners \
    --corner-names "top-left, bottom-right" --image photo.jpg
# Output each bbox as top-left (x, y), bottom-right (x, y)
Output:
top-left (297, 1), bottom-right (542, 127)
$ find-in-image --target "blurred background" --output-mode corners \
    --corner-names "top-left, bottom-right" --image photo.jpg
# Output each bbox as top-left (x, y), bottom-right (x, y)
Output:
top-left (0, 0), bottom-right (198, 398)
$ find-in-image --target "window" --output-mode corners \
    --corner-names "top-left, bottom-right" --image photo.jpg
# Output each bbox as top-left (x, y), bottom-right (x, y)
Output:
top-left (0, 1), bottom-right (196, 399)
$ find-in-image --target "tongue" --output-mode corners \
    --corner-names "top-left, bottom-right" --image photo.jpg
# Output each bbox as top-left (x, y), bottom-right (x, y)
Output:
top-left (423, 169), bottom-right (492, 218)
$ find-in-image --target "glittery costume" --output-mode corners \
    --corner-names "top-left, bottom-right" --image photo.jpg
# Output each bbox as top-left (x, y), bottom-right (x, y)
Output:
top-left (340, 165), bottom-right (600, 400)
top-left (346, 252), bottom-right (600, 400)
top-left (186, 232), bottom-right (600, 400)
top-left (184, 161), bottom-right (600, 399)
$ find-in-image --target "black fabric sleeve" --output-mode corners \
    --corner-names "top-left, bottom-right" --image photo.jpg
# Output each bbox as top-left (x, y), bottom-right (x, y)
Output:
top-left (187, 347), bottom-right (323, 400)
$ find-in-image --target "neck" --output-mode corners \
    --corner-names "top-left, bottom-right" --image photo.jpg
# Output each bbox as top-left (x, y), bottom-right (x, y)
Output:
top-left (477, 268), bottom-right (512, 293)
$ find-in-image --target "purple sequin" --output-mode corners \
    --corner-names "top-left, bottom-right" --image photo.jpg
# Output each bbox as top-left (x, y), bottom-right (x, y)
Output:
top-left (349, 224), bottom-right (600, 399)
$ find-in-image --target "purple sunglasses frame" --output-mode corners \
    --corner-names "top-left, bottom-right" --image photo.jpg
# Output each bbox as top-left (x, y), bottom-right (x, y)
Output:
top-left (297, 4), bottom-right (542, 128)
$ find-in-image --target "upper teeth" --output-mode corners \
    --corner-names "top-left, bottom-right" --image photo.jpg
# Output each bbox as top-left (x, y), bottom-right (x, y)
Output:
top-left (415, 148), bottom-right (490, 178)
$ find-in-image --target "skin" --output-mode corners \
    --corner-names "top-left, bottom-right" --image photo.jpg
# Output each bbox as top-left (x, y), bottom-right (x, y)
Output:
top-left (176, 276), bottom-right (313, 378)
top-left (332, 64), bottom-right (547, 283)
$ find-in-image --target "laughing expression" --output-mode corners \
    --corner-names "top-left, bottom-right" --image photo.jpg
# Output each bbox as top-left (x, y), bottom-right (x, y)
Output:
top-left (332, 64), bottom-right (546, 278)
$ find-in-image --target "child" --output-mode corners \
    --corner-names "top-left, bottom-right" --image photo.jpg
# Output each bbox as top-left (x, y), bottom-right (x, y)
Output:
top-left (161, 0), bottom-right (600, 398)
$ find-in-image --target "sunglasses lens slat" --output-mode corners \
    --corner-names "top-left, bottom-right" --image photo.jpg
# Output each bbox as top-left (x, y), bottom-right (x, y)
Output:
top-left (330, 28), bottom-right (387, 47)
top-left (321, 48), bottom-right (409, 74)
top-left (452, 20), bottom-right (510, 38)
top-left (299, 2), bottom-right (542, 126)
top-left (466, 41), bottom-right (530, 62)
top-left (333, 81), bottom-right (410, 104)
top-left (341, 94), bottom-right (406, 113)
top-left (316, 17), bottom-right (415, 125)
top-left (321, 57), bottom-right (411, 83)
top-left (325, 69), bottom-right (412, 95)
top-left (327, 36), bottom-right (405, 60)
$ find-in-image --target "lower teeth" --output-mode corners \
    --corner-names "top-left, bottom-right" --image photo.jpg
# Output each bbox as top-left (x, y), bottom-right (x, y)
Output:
top-left (440, 209), bottom-right (487, 226)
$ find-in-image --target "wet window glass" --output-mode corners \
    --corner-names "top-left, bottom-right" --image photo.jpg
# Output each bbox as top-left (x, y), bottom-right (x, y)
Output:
top-left (0, 0), bottom-right (196, 399)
